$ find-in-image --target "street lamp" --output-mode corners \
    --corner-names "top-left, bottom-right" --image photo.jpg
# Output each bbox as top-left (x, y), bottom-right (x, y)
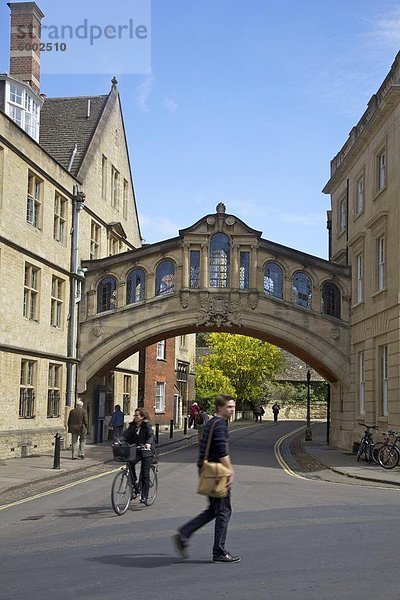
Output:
top-left (305, 368), bottom-right (312, 441)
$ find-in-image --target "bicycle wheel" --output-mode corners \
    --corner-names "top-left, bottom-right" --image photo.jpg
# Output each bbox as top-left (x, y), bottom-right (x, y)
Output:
top-left (378, 445), bottom-right (400, 469)
top-left (372, 442), bottom-right (384, 464)
top-left (145, 465), bottom-right (158, 506)
top-left (357, 440), bottom-right (366, 462)
top-left (111, 469), bottom-right (133, 515)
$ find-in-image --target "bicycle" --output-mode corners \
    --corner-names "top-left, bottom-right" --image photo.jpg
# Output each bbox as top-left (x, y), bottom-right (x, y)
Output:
top-left (111, 442), bottom-right (158, 516)
top-left (357, 423), bottom-right (379, 464)
top-left (378, 431), bottom-right (400, 469)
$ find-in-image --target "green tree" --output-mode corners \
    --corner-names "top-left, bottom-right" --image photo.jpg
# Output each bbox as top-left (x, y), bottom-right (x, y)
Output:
top-left (195, 362), bottom-right (236, 413)
top-left (202, 333), bottom-right (285, 407)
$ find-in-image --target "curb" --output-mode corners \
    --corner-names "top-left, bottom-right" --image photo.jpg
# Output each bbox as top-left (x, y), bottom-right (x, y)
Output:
top-left (298, 434), bottom-right (400, 488)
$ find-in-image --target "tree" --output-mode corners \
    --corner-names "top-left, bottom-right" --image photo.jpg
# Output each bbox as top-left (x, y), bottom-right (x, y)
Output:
top-left (195, 362), bottom-right (236, 414)
top-left (202, 333), bottom-right (285, 407)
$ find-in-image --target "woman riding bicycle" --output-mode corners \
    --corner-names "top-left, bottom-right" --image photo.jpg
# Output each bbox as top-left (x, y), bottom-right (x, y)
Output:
top-left (121, 408), bottom-right (155, 506)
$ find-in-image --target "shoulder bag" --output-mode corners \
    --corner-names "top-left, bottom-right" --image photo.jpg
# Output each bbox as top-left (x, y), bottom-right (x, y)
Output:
top-left (197, 419), bottom-right (231, 498)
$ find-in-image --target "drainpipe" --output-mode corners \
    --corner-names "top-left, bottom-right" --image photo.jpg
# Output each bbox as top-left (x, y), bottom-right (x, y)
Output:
top-left (66, 188), bottom-right (86, 408)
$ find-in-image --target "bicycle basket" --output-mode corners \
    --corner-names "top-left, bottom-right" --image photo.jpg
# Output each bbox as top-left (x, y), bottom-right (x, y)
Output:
top-left (111, 442), bottom-right (136, 462)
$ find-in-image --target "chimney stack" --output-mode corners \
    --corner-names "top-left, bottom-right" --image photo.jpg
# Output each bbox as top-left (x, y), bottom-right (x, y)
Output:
top-left (8, 2), bottom-right (45, 95)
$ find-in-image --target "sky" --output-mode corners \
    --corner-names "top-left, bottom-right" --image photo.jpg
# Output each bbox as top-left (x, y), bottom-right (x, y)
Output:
top-left (1, 0), bottom-right (400, 258)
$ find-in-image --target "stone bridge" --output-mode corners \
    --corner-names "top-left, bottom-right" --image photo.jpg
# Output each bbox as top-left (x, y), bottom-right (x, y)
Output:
top-left (78, 206), bottom-right (351, 393)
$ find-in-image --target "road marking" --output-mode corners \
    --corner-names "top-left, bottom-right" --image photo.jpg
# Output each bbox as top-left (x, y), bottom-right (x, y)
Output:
top-left (274, 425), bottom-right (310, 480)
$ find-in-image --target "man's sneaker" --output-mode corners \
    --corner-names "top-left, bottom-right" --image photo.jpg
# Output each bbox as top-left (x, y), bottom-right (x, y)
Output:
top-left (173, 533), bottom-right (189, 559)
top-left (213, 553), bottom-right (241, 563)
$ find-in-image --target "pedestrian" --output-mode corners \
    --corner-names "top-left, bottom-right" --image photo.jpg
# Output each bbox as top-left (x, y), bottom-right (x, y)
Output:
top-left (253, 404), bottom-right (265, 422)
top-left (173, 394), bottom-right (241, 563)
top-left (189, 401), bottom-right (200, 429)
top-left (108, 404), bottom-right (125, 440)
top-left (121, 408), bottom-right (155, 505)
top-left (272, 401), bottom-right (280, 422)
top-left (67, 399), bottom-right (88, 460)
top-left (195, 405), bottom-right (210, 443)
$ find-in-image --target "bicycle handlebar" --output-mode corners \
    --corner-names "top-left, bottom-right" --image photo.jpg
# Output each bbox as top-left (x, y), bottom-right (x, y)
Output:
top-left (358, 423), bottom-right (379, 430)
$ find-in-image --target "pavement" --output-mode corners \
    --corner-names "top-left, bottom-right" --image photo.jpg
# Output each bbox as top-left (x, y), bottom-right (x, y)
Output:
top-left (302, 421), bottom-right (400, 486)
top-left (2, 419), bottom-right (400, 499)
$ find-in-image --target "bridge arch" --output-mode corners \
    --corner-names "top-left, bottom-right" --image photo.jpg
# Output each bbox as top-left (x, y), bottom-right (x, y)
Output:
top-left (78, 209), bottom-right (351, 394)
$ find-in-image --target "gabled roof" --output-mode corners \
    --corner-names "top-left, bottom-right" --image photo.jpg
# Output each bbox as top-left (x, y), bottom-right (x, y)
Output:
top-left (39, 94), bottom-right (108, 176)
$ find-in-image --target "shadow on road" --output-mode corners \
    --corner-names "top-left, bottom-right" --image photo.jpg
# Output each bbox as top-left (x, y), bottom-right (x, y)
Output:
top-left (55, 505), bottom-right (116, 520)
top-left (89, 553), bottom-right (210, 568)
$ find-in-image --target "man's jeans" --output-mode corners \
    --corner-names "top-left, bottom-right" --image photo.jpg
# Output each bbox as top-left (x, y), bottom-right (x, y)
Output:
top-left (71, 433), bottom-right (86, 458)
top-left (179, 491), bottom-right (232, 557)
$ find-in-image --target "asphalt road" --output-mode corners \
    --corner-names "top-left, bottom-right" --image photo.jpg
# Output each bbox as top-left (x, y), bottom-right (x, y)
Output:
top-left (2, 420), bottom-right (400, 600)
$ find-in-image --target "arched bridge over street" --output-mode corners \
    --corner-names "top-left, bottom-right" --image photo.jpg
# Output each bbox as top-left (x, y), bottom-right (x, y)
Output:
top-left (78, 207), bottom-right (351, 393)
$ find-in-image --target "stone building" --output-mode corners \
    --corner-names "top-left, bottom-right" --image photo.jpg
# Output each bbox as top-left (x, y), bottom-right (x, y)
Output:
top-left (0, 2), bottom-right (195, 458)
top-left (323, 51), bottom-right (400, 449)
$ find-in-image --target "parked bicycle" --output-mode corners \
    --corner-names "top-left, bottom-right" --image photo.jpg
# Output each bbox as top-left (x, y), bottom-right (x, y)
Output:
top-left (378, 430), bottom-right (400, 470)
top-left (111, 441), bottom-right (158, 515)
top-left (357, 423), bottom-right (379, 464)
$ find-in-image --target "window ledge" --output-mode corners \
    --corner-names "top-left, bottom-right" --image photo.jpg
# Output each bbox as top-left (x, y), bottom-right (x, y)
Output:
top-left (371, 288), bottom-right (386, 302)
top-left (377, 416), bottom-right (388, 422)
top-left (353, 209), bottom-right (364, 222)
top-left (154, 411), bottom-right (165, 415)
top-left (374, 185), bottom-right (387, 201)
top-left (351, 301), bottom-right (365, 310)
top-left (19, 416), bottom-right (35, 420)
top-left (156, 358), bottom-right (166, 362)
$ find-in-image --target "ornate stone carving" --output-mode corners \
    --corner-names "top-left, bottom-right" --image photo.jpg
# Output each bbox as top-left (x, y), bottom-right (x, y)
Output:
top-left (216, 202), bottom-right (226, 214)
top-left (248, 291), bottom-right (259, 310)
top-left (92, 323), bottom-right (104, 337)
top-left (330, 327), bottom-right (341, 340)
top-left (180, 290), bottom-right (190, 309)
top-left (197, 293), bottom-right (241, 328)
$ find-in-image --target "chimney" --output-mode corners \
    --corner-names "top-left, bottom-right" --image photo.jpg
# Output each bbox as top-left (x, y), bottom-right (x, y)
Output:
top-left (8, 2), bottom-right (45, 94)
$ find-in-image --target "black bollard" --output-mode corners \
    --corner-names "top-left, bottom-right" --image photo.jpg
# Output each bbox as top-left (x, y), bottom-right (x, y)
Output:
top-left (155, 423), bottom-right (160, 444)
top-left (53, 432), bottom-right (61, 470)
top-left (169, 419), bottom-right (174, 439)
top-left (183, 417), bottom-right (188, 435)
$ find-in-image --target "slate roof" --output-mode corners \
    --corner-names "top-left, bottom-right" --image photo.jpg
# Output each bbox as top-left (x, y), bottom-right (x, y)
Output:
top-left (39, 95), bottom-right (109, 176)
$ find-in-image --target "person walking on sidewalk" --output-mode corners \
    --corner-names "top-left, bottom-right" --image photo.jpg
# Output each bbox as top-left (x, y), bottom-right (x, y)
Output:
top-left (108, 404), bottom-right (125, 440)
top-left (253, 403), bottom-right (265, 422)
top-left (196, 405), bottom-right (210, 443)
top-left (67, 399), bottom-right (88, 460)
top-left (173, 394), bottom-right (241, 563)
top-left (272, 401), bottom-right (280, 422)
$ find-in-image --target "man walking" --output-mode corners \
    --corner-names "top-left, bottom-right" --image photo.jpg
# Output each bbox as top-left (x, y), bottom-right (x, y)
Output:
top-left (108, 404), bottom-right (125, 440)
top-left (173, 394), bottom-right (240, 563)
top-left (67, 399), bottom-right (88, 460)
top-left (272, 401), bottom-right (280, 422)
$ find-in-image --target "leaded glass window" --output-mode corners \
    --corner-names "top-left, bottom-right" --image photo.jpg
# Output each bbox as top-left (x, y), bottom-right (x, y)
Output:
top-left (264, 262), bottom-right (284, 299)
top-left (209, 233), bottom-right (230, 288)
top-left (239, 252), bottom-right (250, 290)
top-left (156, 259), bottom-right (175, 295)
top-left (127, 268), bottom-right (145, 303)
top-left (97, 276), bottom-right (117, 313)
top-left (292, 272), bottom-right (312, 308)
top-left (321, 281), bottom-right (341, 319)
top-left (190, 250), bottom-right (200, 289)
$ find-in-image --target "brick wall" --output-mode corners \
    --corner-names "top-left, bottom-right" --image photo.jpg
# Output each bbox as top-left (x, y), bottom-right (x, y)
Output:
top-left (143, 339), bottom-right (176, 426)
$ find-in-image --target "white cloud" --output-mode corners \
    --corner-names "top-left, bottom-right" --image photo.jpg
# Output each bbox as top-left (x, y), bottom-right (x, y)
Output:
top-left (165, 97), bottom-right (178, 114)
top-left (139, 213), bottom-right (180, 242)
top-left (136, 77), bottom-right (153, 112)
top-left (367, 7), bottom-right (400, 49)
top-left (280, 213), bottom-right (324, 226)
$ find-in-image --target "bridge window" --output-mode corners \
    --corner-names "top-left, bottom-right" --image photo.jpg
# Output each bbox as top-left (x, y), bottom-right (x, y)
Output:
top-left (97, 276), bottom-right (117, 313)
top-left (209, 233), bottom-right (230, 288)
top-left (321, 281), bottom-right (341, 319)
top-left (190, 250), bottom-right (200, 289)
top-left (292, 272), bottom-right (312, 308)
top-left (264, 262), bottom-right (284, 298)
top-left (127, 268), bottom-right (146, 304)
top-left (239, 252), bottom-right (250, 290)
top-left (156, 259), bottom-right (175, 295)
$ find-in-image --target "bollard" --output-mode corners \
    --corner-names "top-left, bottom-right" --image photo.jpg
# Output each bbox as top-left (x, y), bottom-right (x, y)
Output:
top-left (169, 419), bottom-right (174, 439)
top-left (183, 417), bottom-right (188, 435)
top-left (53, 432), bottom-right (61, 470)
top-left (155, 423), bottom-right (160, 444)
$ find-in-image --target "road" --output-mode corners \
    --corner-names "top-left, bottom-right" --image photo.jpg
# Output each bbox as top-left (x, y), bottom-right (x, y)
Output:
top-left (1, 420), bottom-right (400, 600)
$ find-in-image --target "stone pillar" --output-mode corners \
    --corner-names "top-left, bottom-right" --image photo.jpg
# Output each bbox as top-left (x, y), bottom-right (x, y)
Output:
top-left (116, 280), bottom-right (125, 307)
top-left (250, 245), bottom-right (258, 288)
top-left (232, 244), bottom-right (240, 289)
top-left (87, 290), bottom-right (96, 317)
top-left (182, 242), bottom-right (190, 288)
top-left (201, 243), bottom-right (209, 288)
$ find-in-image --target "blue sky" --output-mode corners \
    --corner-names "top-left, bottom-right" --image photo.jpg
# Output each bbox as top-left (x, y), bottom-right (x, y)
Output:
top-left (1, 0), bottom-right (400, 257)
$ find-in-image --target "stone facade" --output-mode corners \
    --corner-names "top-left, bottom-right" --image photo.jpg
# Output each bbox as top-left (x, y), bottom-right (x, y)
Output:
top-left (323, 51), bottom-right (400, 449)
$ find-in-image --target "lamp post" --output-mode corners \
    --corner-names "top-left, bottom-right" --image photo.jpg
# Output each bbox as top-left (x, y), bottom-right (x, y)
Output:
top-left (305, 368), bottom-right (312, 441)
